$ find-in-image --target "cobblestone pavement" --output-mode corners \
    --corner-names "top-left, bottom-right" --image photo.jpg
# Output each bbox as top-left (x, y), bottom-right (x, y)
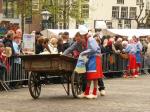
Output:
top-left (0, 75), bottom-right (150, 112)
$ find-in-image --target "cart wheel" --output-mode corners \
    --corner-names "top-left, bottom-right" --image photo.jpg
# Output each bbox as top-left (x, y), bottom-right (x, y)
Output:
top-left (71, 72), bottom-right (82, 98)
top-left (28, 72), bottom-right (41, 99)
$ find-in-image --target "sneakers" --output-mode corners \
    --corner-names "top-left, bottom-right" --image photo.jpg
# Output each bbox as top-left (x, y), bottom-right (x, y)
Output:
top-left (77, 93), bottom-right (86, 98)
top-left (100, 90), bottom-right (106, 96)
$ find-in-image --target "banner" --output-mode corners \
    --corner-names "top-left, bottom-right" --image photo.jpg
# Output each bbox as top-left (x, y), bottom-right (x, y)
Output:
top-left (22, 34), bottom-right (35, 54)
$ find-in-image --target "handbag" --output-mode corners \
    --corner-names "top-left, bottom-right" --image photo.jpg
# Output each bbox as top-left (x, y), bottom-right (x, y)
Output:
top-left (74, 56), bottom-right (87, 74)
top-left (119, 53), bottom-right (128, 60)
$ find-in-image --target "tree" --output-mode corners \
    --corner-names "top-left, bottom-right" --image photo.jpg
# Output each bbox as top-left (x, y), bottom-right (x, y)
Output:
top-left (41, 0), bottom-right (87, 29)
top-left (69, 0), bottom-right (86, 28)
top-left (17, 0), bottom-right (32, 33)
top-left (135, 1), bottom-right (150, 28)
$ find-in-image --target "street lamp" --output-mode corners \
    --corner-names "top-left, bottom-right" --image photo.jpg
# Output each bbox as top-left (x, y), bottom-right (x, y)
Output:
top-left (41, 10), bottom-right (51, 30)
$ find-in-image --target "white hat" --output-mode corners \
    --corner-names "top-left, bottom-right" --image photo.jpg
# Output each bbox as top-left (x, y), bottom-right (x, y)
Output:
top-left (122, 41), bottom-right (128, 46)
top-left (95, 21), bottom-right (107, 29)
top-left (79, 25), bottom-right (88, 35)
top-left (128, 36), bottom-right (133, 40)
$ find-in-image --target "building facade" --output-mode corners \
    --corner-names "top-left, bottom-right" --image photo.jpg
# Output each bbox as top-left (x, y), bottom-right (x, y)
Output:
top-left (0, 0), bottom-right (21, 36)
top-left (72, 0), bottom-right (150, 29)
top-left (1, 0), bottom-right (150, 35)
top-left (0, 0), bottom-right (21, 27)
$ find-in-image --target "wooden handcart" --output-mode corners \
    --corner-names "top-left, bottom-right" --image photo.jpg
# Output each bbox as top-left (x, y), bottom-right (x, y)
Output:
top-left (20, 54), bottom-right (83, 99)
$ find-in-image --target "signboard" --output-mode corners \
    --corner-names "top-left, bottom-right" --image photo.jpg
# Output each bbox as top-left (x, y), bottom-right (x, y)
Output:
top-left (94, 20), bottom-right (107, 29)
top-left (22, 34), bottom-right (35, 54)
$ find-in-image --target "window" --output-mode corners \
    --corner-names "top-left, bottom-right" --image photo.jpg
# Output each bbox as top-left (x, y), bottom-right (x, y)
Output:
top-left (58, 22), bottom-right (63, 29)
top-left (82, 0), bottom-right (89, 2)
top-left (121, 7), bottom-right (128, 19)
top-left (129, 7), bottom-right (136, 19)
top-left (117, 0), bottom-right (124, 4)
top-left (136, 0), bottom-right (143, 5)
top-left (81, 4), bottom-right (89, 18)
top-left (124, 20), bottom-right (131, 28)
top-left (3, 0), bottom-right (19, 18)
top-left (59, 10), bottom-right (63, 19)
top-left (118, 20), bottom-right (123, 29)
top-left (112, 6), bottom-right (119, 18)
top-left (32, 0), bottom-right (39, 10)
top-left (106, 22), bottom-right (112, 29)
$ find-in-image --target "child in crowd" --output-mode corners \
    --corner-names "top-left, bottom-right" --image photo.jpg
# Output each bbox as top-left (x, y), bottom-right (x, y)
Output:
top-left (48, 36), bottom-right (58, 54)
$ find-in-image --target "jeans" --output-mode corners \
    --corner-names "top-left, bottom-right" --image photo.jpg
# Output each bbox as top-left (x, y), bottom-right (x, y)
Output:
top-left (144, 57), bottom-right (150, 73)
top-left (0, 62), bottom-right (6, 80)
top-left (98, 79), bottom-right (105, 91)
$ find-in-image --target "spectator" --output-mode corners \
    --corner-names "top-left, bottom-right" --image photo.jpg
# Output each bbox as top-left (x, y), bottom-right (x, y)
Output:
top-left (34, 31), bottom-right (43, 45)
top-left (140, 37), bottom-right (148, 55)
top-left (35, 36), bottom-right (45, 54)
top-left (101, 38), bottom-right (109, 53)
top-left (0, 42), bottom-right (6, 81)
top-left (62, 32), bottom-right (70, 52)
top-left (42, 37), bottom-right (51, 53)
top-left (3, 33), bottom-right (15, 55)
top-left (57, 37), bottom-right (63, 54)
top-left (114, 37), bottom-right (123, 53)
top-left (123, 38), bottom-right (137, 78)
top-left (134, 36), bottom-right (143, 76)
top-left (10, 36), bottom-right (22, 89)
top-left (47, 36), bottom-right (58, 54)
top-left (144, 36), bottom-right (150, 75)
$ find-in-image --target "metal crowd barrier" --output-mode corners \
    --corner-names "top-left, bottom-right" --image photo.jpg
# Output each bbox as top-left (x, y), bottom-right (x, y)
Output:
top-left (4, 56), bottom-right (28, 83)
top-left (1, 56), bottom-right (28, 91)
top-left (101, 53), bottom-right (150, 74)
top-left (102, 53), bottom-right (128, 73)
top-left (0, 54), bottom-right (149, 91)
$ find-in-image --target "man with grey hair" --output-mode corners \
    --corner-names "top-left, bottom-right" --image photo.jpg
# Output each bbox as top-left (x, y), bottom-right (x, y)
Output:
top-left (144, 36), bottom-right (150, 75)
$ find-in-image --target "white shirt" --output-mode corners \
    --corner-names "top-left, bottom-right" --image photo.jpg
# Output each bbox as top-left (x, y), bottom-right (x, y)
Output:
top-left (48, 43), bottom-right (58, 54)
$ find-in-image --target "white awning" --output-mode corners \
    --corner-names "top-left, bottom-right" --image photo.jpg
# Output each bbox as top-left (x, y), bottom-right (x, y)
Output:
top-left (41, 29), bottom-right (79, 38)
top-left (106, 29), bottom-right (150, 37)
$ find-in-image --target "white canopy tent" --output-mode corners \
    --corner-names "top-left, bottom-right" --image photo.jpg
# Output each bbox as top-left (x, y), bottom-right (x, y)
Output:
top-left (105, 29), bottom-right (150, 37)
top-left (41, 29), bottom-right (79, 38)
top-left (41, 29), bottom-right (150, 38)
